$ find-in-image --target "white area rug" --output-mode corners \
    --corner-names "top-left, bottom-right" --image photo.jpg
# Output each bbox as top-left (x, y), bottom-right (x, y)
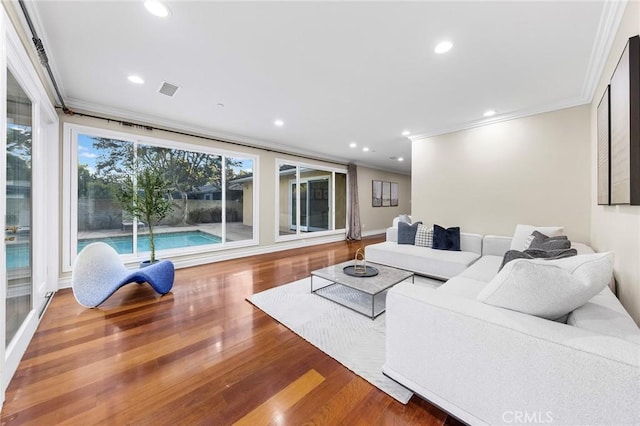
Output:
top-left (248, 276), bottom-right (441, 404)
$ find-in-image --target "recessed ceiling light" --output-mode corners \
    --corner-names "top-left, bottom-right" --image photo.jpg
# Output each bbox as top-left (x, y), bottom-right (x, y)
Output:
top-left (398, 157), bottom-right (404, 162)
top-left (483, 110), bottom-right (497, 117)
top-left (274, 119), bottom-right (284, 127)
top-left (128, 75), bottom-right (144, 84)
top-left (144, 0), bottom-right (170, 18)
top-left (362, 147), bottom-right (370, 152)
top-left (402, 130), bottom-right (411, 137)
top-left (435, 41), bottom-right (453, 54)
top-left (349, 142), bottom-right (357, 148)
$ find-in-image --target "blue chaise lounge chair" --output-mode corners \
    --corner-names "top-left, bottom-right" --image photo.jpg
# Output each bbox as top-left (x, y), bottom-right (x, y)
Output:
top-left (72, 242), bottom-right (174, 308)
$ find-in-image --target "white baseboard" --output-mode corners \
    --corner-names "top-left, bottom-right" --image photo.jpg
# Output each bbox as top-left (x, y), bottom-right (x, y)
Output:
top-left (362, 229), bottom-right (386, 237)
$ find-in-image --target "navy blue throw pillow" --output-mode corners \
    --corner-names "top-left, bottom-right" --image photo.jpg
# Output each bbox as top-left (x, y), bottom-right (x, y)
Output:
top-left (398, 221), bottom-right (422, 245)
top-left (432, 224), bottom-right (461, 251)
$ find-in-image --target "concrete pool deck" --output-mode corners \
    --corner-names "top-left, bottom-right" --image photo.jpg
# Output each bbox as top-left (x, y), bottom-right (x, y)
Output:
top-left (77, 222), bottom-right (254, 243)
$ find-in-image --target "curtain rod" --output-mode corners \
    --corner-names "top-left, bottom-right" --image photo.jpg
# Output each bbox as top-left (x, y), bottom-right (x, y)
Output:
top-left (18, 0), bottom-right (71, 114)
top-left (17, 0), bottom-right (346, 168)
top-left (59, 108), bottom-right (348, 167)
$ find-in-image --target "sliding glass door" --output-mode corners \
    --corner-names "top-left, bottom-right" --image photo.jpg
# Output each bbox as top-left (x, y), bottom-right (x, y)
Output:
top-left (4, 69), bottom-right (33, 348)
top-left (289, 178), bottom-right (329, 232)
top-left (277, 161), bottom-right (347, 239)
top-left (1, 11), bottom-right (60, 400)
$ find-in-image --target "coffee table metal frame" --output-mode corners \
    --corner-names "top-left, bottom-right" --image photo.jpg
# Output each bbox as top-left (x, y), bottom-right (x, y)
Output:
top-left (310, 260), bottom-right (414, 319)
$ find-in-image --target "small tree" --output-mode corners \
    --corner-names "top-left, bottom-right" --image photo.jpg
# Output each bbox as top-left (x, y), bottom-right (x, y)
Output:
top-left (119, 168), bottom-right (173, 263)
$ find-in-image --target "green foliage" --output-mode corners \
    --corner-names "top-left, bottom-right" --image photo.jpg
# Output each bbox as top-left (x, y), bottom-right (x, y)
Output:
top-left (118, 168), bottom-right (173, 262)
top-left (187, 207), bottom-right (241, 224)
top-left (78, 164), bottom-right (120, 200)
top-left (6, 126), bottom-right (32, 181)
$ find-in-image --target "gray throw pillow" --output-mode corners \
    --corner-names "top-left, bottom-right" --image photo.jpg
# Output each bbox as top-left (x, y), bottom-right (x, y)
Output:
top-left (527, 230), bottom-right (570, 251)
top-left (499, 248), bottom-right (578, 271)
top-left (398, 221), bottom-right (421, 245)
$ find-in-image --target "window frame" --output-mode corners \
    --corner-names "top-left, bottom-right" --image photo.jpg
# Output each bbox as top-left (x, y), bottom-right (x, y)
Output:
top-left (62, 123), bottom-right (259, 272)
top-left (275, 159), bottom-right (347, 242)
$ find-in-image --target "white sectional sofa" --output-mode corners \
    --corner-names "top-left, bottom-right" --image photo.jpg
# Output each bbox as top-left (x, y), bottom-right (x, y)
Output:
top-left (380, 234), bottom-right (640, 425)
top-left (365, 226), bottom-right (483, 280)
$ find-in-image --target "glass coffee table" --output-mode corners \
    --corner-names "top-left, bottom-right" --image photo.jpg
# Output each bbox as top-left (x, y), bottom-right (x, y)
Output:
top-left (311, 260), bottom-right (414, 319)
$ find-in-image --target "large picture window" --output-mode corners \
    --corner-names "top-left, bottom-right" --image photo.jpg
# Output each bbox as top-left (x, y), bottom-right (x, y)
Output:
top-left (276, 160), bottom-right (347, 239)
top-left (64, 125), bottom-right (257, 269)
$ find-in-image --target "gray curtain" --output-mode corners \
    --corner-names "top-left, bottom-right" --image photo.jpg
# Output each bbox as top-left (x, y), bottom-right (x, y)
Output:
top-left (346, 163), bottom-right (362, 240)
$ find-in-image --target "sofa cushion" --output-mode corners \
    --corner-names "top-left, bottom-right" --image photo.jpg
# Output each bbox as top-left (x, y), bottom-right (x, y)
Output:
top-left (415, 224), bottom-right (433, 247)
top-left (527, 231), bottom-right (571, 251)
top-left (510, 224), bottom-right (564, 251)
top-left (438, 276), bottom-right (488, 299)
top-left (567, 288), bottom-right (640, 345)
top-left (433, 225), bottom-right (460, 251)
top-left (457, 255), bottom-right (503, 282)
top-left (477, 252), bottom-right (614, 320)
top-left (398, 222), bottom-right (421, 245)
top-left (365, 241), bottom-right (481, 280)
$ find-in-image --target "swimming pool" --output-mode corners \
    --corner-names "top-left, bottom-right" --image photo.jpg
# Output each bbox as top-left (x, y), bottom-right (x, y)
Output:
top-left (5, 243), bottom-right (31, 270)
top-left (77, 230), bottom-right (222, 254)
top-left (5, 231), bottom-right (221, 269)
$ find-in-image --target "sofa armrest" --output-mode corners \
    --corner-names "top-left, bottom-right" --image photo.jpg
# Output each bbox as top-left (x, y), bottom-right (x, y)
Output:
top-left (482, 235), bottom-right (512, 256)
top-left (384, 283), bottom-right (640, 425)
top-left (386, 227), bottom-right (398, 242)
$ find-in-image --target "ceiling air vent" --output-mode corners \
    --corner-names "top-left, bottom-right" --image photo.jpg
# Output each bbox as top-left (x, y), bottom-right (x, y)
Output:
top-left (158, 81), bottom-right (180, 97)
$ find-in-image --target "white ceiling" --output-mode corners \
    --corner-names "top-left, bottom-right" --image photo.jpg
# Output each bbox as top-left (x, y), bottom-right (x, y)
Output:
top-left (26, 1), bottom-right (620, 174)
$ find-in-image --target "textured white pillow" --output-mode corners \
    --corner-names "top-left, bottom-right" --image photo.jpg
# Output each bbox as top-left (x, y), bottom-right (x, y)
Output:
top-left (392, 214), bottom-right (412, 227)
top-left (510, 224), bottom-right (564, 251)
top-left (477, 252), bottom-right (614, 320)
top-left (414, 224), bottom-right (433, 247)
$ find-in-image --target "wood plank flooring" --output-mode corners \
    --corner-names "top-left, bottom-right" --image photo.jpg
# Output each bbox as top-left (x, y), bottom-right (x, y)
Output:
top-left (1, 236), bottom-right (463, 425)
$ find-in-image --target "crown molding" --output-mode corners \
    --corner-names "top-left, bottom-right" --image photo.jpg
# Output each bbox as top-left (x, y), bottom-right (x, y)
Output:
top-left (409, 96), bottom-right (589, 142)
top-left (410, 1), bottom-right (628, 143)
top-left (581, 0), bottom-right (628, 103)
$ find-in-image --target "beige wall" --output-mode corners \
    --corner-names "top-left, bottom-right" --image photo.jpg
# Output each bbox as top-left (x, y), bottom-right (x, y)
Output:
top-left (243, 183), bottom-right (253, 226)
top-left (411, 105), bottom-right (591, 243)
top-left (590, 0), bottom-right (640, 325)
top-left (356, 166), bottom-right (411, 235)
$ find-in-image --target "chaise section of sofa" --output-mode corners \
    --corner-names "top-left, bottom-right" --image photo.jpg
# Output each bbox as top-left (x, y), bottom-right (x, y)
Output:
top-left (384, 282), bottom-right (640, 425)
top-left (365, 227), bottom-right (483, 280)
top-left (383, 233), bottom-right (640, 425)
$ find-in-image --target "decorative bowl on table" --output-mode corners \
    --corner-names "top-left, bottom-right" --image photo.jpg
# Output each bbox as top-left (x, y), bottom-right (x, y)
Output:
top-left (343, 248), bottom-right (379, 277)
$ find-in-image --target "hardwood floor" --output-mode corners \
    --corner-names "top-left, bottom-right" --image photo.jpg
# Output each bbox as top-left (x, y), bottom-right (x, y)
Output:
top-left (1, 236), bottom-right (463, 425)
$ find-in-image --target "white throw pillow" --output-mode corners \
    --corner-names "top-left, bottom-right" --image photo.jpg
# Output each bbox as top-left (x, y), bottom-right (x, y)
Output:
top-left (414, 224), bottom-right (433, 247)
top-left (477, 252), bottom-right (614, 320)
top-left (510, 224), bottom-right (564, 251)
top-left (392, 214), bottom-right (412, 227)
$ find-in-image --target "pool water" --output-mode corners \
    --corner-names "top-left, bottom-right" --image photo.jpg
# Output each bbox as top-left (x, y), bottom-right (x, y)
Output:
top-left (5, 231), bottom-right (221, 269)
top-left (77, 230), bottom-right (222, 254)
top-left (5, 243), bottom-right (31, 270)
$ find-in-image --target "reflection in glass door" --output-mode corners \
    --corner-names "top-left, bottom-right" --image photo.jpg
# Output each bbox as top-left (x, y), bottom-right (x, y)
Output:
top-left (290, 179), bottom-right (330, 232)
top-left (290, 182), bottom-right (308, 231)
top-left (5, 69), bottom-right (33, 347)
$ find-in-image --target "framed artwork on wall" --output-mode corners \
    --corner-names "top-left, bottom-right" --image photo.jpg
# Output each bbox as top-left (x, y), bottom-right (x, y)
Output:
top-left (610, 35), bottom-right (640, 205)
top-left (372, 180), bottom-right (382, 207)
top-left (597, 85), bottom-right (611, 205)
top-left (390, 182), bottom-right (399, 206)
top-left (382, 181), bottom-right (391, 207)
